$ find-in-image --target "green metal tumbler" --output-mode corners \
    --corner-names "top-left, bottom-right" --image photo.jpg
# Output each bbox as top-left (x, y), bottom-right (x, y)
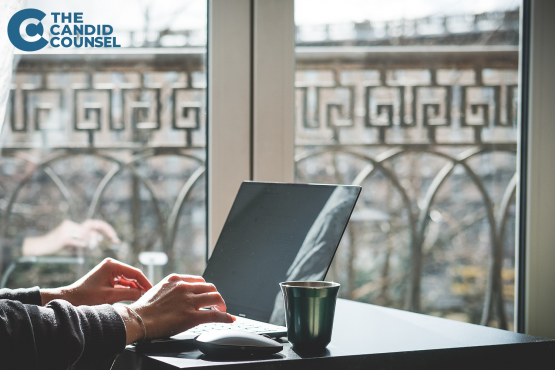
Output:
top-left (280, 281), bottom-right (340, 350)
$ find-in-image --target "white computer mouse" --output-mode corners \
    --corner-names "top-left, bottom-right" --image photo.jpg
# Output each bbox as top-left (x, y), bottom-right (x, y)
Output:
top-left (194, 330), bottom-right (283, 357)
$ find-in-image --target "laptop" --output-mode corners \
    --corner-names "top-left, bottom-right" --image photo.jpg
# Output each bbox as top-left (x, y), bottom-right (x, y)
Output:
top-left (146, 181), bottom-right (361, 345)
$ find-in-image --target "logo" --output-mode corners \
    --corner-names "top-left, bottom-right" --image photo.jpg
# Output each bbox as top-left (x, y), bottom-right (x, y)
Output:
top-left (7, 9), bottom-right (121, 52)
top-left (7, 8), bottom-right (48, 52)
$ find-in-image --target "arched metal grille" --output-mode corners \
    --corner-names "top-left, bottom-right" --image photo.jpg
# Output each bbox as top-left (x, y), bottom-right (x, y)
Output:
top-left (0, 42), bottom-right (518, 328)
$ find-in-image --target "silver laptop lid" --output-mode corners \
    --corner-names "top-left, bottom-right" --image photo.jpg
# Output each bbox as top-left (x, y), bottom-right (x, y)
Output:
top-left (203, 181), bottom-right (361, 325)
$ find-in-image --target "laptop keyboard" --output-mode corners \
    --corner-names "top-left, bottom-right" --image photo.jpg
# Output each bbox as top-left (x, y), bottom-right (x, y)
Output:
top-left (186, 316), bottom-right (285, 335)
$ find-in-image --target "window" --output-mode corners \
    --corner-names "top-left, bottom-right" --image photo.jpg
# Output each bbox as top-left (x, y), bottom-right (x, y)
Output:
top-left (294, 0), bottom-right (520, 329)
top-left (4, 0), bottom-right (554, 337)
top-left (0, 0), bottom-right (208, 287)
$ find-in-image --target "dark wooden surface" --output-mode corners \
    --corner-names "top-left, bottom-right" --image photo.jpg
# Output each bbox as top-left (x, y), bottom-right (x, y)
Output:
top-left (113, 299), bottom-right (555, 369)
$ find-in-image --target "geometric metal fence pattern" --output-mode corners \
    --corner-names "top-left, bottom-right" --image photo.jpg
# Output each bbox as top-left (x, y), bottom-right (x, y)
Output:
top-left (294, 47), bottom-right (518, 329)
top-left (1, 53), bottom-right (207, 284)
top-left (0, 46), bottom-right (518, 328)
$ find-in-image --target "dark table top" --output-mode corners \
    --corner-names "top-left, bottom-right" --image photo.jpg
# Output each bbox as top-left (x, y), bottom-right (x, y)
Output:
top-left (113, 299), bottom-right (555, 370)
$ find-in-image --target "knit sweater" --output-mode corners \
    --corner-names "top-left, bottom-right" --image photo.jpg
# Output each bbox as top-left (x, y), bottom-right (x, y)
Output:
top-left (0, 287), bottom-right (126, 370)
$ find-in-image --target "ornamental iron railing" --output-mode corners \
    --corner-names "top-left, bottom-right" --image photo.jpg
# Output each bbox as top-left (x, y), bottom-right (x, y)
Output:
top-left (0, 44), bottom-right (518, 328)
top-left (294, 46), bottom-right (518, 329)
top-left (1, 51), bottom-right (208, 286)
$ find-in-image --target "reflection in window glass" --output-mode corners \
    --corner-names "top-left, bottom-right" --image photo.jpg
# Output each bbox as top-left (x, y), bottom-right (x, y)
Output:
top-left (295, 0), bottom-right (520, 330)
top-left (0, 0), bottom-right (208, 289)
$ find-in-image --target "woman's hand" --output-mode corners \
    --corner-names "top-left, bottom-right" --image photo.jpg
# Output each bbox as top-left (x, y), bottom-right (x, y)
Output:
top-left (41, 258), bottom-right (152, 306)
top-left (22, 219), bottom-right (121, 256)
top-left (116, 274), bottom-right (235, 345)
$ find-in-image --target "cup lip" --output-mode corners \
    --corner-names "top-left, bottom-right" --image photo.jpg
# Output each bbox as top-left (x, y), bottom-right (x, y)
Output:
top-left (280, 281), bottom-right (340, 289)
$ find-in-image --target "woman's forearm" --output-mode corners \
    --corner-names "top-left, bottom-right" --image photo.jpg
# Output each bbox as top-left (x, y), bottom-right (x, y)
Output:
top-left (0, 298), bottom-right (126, 369)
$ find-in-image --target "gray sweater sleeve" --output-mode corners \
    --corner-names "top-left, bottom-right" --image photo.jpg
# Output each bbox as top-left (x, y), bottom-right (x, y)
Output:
top-left (0, 287), bottom-right (43, 305)
top-left (0, 287), bottom-right (127, 370)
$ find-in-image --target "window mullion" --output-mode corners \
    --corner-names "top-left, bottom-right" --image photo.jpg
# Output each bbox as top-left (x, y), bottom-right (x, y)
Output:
top-left (208, 0), bottom-right (253, 252)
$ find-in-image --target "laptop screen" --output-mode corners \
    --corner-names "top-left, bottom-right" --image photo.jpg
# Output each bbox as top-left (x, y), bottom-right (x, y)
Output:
top-left (203, 182), bottom-right (361, 325)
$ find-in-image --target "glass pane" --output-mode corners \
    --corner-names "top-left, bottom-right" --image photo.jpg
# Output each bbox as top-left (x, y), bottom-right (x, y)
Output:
top-left (0, 0), bottom-right (207, 288)
top-left (295, 0), bottom-right (520, 330)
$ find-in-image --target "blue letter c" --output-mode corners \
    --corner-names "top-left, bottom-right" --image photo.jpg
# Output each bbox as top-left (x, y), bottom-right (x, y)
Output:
top-left (7, 8), bottom-right (49, 52)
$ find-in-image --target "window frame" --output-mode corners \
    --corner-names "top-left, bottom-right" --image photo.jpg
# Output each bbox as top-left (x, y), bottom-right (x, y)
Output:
top-left (207, 0), bottom-right (294, 253)
top-left (517, 0), bottom-right (555, 338)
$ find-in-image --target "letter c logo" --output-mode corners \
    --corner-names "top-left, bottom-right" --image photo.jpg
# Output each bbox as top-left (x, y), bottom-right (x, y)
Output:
top-left (7, 8), bottom-right (48, 52)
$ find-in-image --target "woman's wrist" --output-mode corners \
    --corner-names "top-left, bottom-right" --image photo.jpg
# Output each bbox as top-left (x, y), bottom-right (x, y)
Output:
top-left (40, 288), bottom-right (64, 306)
top-left (115, 305), bottom-right (145, 345)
